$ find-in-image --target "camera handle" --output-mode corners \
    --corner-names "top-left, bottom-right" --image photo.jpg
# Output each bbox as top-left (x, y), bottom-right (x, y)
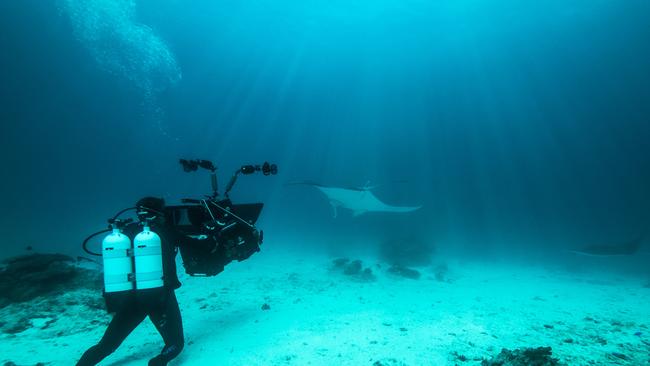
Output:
top-left (224, 162), bottom-right (278, 198)
top-left (210, 171), bottom-right (218, 198)
top-left (223, 169), bottom-right (241, 198)
top-left (180, 158), bottom-right (277, 198)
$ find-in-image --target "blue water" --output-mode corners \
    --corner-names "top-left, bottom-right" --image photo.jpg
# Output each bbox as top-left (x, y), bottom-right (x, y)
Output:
top-left (0, 0), bottom-right (649, 270)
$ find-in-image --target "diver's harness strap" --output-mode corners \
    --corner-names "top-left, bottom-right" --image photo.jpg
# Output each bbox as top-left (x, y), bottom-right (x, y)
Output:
top-left (102, 249), bottom-right (131, 258)
top-left (104, 271), bottom-right (163, 284)
top-left (105, 273), bottom-right (131, 285)
top-left (136, 271), bottom-right (164, 282)
top-left (103, 246), bottom-right (161, 258)
top-left (134, 246), bottom-right (162, 256)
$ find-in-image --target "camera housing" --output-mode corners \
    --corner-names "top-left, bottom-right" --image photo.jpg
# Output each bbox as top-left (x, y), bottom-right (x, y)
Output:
top-left (168, 159), bottom-right (277, 276)
top-left (165, 200), bottom-right (264, 276)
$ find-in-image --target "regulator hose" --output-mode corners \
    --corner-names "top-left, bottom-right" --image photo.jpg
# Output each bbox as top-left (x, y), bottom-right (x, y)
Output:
top-left (82, 228), bottom-right (111, 256)
top-left (112, 207), bottom-right (137, 221)
top-left (113, 206), bottom-right (165, 220)
top-left (83, 205), bottom-right (162, 256)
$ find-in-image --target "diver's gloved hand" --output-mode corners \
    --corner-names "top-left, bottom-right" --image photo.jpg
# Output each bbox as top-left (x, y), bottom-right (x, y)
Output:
top-left (148, 355), bottom-right (168, 366)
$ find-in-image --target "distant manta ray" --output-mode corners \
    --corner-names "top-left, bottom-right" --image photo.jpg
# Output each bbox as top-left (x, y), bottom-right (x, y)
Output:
top-left (567, 231), bottom-right (648, 257)
top-left (287, 181), bottom-right (422, 217)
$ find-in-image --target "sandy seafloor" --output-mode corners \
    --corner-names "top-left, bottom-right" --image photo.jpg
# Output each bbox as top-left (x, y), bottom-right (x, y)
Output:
top-left (1, 247), bottom-right (649, 366)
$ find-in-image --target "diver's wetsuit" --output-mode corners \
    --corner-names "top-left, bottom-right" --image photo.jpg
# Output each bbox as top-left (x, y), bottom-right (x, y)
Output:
top-left (77, 223), bottom-right (205, 366)
top-left (76, 289), bottom-right (184, 366)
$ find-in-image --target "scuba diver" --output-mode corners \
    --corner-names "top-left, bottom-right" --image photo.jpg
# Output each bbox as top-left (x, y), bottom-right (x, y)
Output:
top-left (77, 196), bottom-right (211, 366)
top-left (77, 159), bottom-right (276, 365)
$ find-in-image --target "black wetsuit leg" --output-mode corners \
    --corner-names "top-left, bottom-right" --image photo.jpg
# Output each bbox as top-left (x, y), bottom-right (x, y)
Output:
top-left (147, 291), bottom-right (184, 366)
top-left (76, 306), bottom-right (147, 366)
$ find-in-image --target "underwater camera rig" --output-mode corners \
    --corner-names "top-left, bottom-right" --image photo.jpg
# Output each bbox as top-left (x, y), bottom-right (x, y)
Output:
top-left (170, 159), bottom-right (277, 275)
top-left (83, 159), bottom-right (278, 277)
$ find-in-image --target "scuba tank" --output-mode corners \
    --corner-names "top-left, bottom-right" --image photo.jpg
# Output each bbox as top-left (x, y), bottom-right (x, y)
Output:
top-left (102, 226), bottom-right (133, 293)
top-left (133, 224), bottom-right (164, 290)
top-left (100, 221), bottom-right (164, 293)
top-left (83, 202), bottom-right (168, 312)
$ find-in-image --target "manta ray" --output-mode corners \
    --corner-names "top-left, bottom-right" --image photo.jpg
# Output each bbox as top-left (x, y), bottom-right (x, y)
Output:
top-left (287, 181), bottom-right (422, 217)
top-left (567, 231), bottom-right (647, 257)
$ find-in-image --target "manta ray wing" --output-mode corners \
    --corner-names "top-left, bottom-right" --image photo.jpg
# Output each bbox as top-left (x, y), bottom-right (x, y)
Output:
top-left (354, 190), bottom-right (421, 213)
top-left (352, 209), bottom-right (367, 217)
top-left (566, 249), bottom-right (633, 257)
top-left (314, 185), bottom-right (421, 216)
top-left (568, 233), bottom-right (646, 257)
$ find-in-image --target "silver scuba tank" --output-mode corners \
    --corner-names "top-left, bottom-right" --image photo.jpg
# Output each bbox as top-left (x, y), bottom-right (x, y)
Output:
top-left (133, 224), bottom-right (164, 290)
top-left (102, 227), bottom-right (133, 293)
